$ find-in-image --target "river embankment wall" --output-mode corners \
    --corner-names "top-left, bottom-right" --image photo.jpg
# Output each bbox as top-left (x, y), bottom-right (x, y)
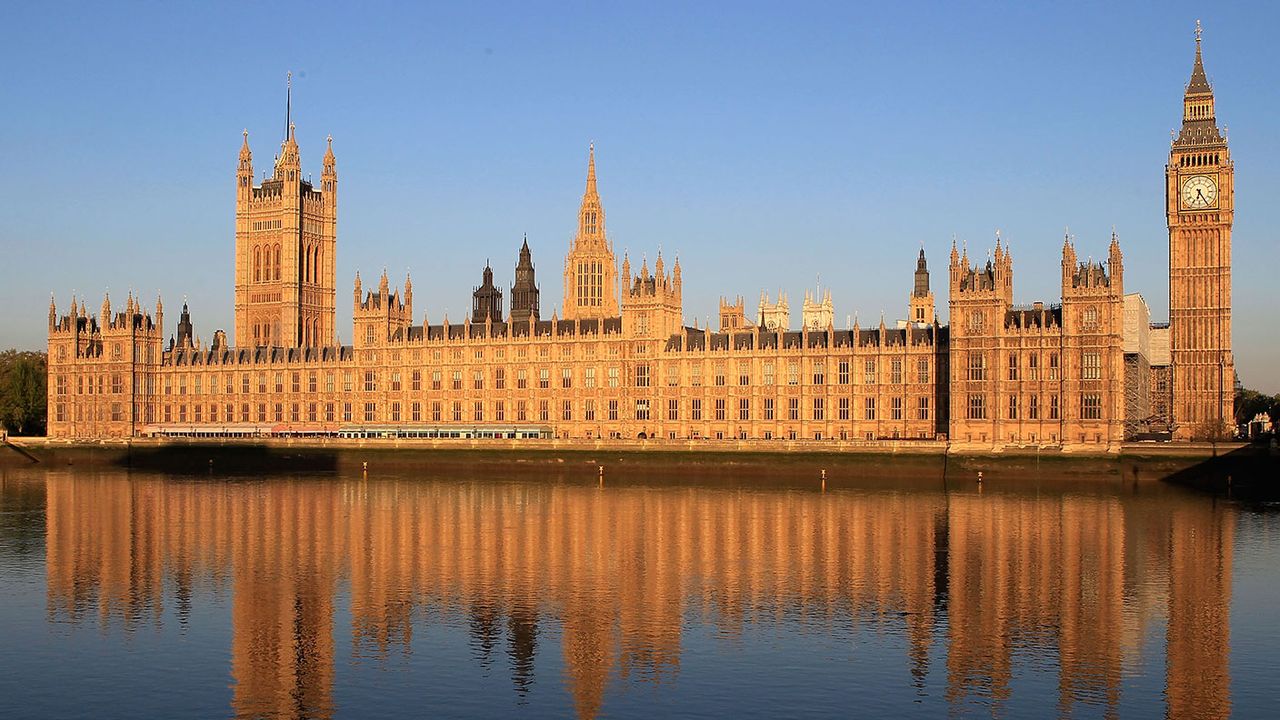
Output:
top-left (4, 436), bottom-right (1274, 494)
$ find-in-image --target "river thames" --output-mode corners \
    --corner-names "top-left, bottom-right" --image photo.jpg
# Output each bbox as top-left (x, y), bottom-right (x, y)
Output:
top-left (0, 465), bottom-right (1275, 718)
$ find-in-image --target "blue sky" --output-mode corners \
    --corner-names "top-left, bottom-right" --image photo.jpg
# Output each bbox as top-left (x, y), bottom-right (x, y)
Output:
top-left (1, 2), bottom-right (1277, 391)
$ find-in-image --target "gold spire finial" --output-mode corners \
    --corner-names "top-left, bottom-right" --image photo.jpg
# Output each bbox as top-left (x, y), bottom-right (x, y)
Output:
top-left (1195, 19), bottom-right (1202, 44)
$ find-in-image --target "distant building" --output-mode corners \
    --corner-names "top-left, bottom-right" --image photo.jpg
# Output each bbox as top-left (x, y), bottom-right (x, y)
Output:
top-left (801, 287), bottom-right (833, 331)
top-left (757, 291), bottom-right (790, 331)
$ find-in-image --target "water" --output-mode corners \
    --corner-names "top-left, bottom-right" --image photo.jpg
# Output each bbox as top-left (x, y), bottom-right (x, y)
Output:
top-left (0, 465), bottom-right (1276, 718)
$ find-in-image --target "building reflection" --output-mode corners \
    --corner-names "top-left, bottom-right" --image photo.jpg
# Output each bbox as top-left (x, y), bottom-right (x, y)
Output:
top-left (40, 472), bottom-right (1233, 719)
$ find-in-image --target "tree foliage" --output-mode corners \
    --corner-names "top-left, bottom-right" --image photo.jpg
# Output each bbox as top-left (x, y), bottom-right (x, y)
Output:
top-left (1234, 386), bottom-right (1279, 429)
top-left (0, 350), bottom-right (47, 436)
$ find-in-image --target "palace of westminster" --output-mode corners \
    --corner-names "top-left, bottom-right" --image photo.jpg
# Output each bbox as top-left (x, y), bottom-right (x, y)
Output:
top-left (45, 30), bottom-right (1236, 448)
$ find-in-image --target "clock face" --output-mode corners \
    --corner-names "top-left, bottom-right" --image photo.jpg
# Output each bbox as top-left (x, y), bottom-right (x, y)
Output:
top-left (1180, 174), bottom-right (1218, 210)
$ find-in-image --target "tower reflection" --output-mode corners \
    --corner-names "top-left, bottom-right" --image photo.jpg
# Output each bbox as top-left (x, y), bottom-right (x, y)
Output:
top-left (41, 472), bottom-right (1232, 719)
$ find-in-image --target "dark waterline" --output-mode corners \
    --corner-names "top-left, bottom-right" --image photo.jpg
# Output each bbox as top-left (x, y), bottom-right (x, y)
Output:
top-left (0, 466), bottom-right (1276, 719)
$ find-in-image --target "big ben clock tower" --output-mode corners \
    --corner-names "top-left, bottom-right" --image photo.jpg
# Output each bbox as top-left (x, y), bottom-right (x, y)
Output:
top-left (1166, 21), bottom-right (1234, 440)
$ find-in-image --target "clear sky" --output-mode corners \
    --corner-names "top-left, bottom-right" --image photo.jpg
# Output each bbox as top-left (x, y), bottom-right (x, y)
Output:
top-left (1, 2), bottom-right (1277, 392)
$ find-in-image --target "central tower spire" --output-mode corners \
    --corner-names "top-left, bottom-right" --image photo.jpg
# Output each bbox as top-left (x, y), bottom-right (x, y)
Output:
top-left (563, 143), bottom-right (619, 320)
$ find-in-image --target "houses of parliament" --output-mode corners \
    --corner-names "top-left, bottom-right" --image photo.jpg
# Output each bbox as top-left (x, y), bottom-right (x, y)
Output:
top-left (44, 29), bottom-right (1235, 448)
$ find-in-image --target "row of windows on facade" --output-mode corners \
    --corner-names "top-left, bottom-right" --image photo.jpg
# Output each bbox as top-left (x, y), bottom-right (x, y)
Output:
top-left (576, 261), bottom-right (605, 306)
top-left (251, 243), bottom-right (324, 284)
top-left (68, 393), bottom-right (935, 426)
top-left (55, 358), bottom-right (936, 398)
top-left (964, 351), bottom-right (1103, 381)
top-left (962, 393), bottom-right (1104, 421)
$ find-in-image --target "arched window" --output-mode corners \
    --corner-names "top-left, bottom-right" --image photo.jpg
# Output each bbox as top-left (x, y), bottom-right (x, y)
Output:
top-left (274, 245), bottom-right (282, 281)
top-left (254, 246), bottom-right (261, 282)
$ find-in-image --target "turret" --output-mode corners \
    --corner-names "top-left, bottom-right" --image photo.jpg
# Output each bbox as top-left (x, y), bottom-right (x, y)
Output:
top-left (1061, 230), bottom-right (1077, 287)
top-left (562, 143), bottom-right (620, 320)
top-left (353, 271), bottom-right (362, 312)
top-left (237, 129), bottom-right (253, 201)
top-left (176, 302), bottom-right (194, 349)
top-left (1108, 229), bottom-right (1123, 281)
top-left (510, 235), bottom-right (541, 321)
top-left (48, 295), bottom-right (57, 330)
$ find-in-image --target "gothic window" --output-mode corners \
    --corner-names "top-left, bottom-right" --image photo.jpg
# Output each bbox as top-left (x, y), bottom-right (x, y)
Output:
top-left (838, 360), bottom-right (850, 385)
top-left (813, 362), bottom-right (825, 385)
top-left (739, 398), bottom-right (751, 421)
top-left (917, 397), bottom-right (930, 420)
top-left (635, 364), bottom-right (649, 387)
top-left (813, 398), bottom-right (826, 421)
top-left (1029, 395), bottom-right (1039, 419)
top-left (1049, 353), bottom-right (1060, 380)
top-left (274, 245), bottom-right (281, 280)
top-left (864, 397), bottom-right (876, 420)
top-left (1083, 306), bottom-right (1099, 331)
top-left (691, 399), bottom-right (704, 421)
top-left (1008, 353), bottom-right (1019, 380)
top-left (715, 399), bottom-right (726, 421)
top-left (968, 353), bottom-right (986, 381)
top-left (1083, 352), bottom-right (1101, 380)
top-left (966, 394), bottom-right (986, 420)
top-left (917, 358), bottom-right (930, 384)
top-left (254, 246), bottom-right (262, 282)
top-left (1008, 395), bottom-right (1019, 419)
top-left (539, 368), bottom-right (550, 389)
top-left (968, 310), bottom-right (985, 333)
top-left (890, 359), bottom-right (902, 384)
top-left (1050, 394), bottom-right (1060, 419)
top-left (891, 397), bottom-right (902, 420)
top-left (863, 359), bottom-right (876, 384)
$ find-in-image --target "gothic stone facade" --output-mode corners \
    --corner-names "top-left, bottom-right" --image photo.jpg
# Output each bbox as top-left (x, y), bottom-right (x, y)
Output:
top-left (45, 30), bottom-right (1231, 449)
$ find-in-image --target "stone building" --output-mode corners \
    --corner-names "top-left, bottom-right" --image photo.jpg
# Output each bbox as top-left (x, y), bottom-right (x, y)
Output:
top-left (757, 291), bottom-right (790, 331)
top-left (801, 287), bottom-right (833, 331)
top-left (471, 263), bottom-right (503, 324)
top-left (946, 233), bottom-right (1125, 449)
top-left (45, 28), bottom-right (1232, 449)
top-left (1122, 293), bottom-right (1153, 438)
top-left (1166, 21), bottom-right (1235, 440)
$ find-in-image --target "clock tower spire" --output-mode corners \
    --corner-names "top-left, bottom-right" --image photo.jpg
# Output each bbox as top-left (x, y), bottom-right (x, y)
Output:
top-left (1166, 20), bottom-right (1234, 440)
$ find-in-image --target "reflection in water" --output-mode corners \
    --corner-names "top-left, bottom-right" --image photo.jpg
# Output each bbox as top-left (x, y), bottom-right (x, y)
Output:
top-left (34, 471), bottom-right (1233, 719)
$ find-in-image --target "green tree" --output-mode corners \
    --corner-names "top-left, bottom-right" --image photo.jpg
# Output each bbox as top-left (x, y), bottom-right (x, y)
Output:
top-left (0, 350), bottom-right (47, 436)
